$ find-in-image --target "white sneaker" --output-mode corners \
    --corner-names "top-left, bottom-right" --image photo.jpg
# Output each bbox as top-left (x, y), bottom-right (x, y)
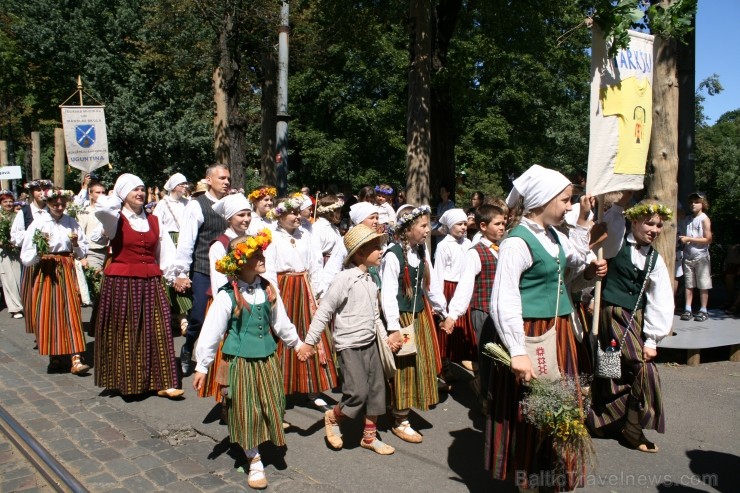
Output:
top-left (12, 313), bottom-right (24, 319)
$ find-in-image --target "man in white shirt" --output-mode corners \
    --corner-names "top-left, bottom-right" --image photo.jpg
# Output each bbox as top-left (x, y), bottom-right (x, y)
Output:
top-left (11, 179), bottom-right (53, 248)
top-left (77, 181), bottom-right (108, 270)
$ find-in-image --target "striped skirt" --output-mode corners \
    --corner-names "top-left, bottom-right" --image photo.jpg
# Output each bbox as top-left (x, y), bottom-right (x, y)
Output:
top-left (94, 275), bottom-right (179, 395)
top-left (587, 305), bottom-right (665, 433)
top-left (25, 255), bottom-right (86, 356)
top-left (392, 298), bottom-right (442, 411)
top-left (227, 353), bottom-right (286, 450)
top-left (21, 264), bottom-right (35, 334)
top-left (276, 271), bottom-right (338, 395)
top-left (438, 280), bottom-right (478, 363)
top-left (165, 232), bottom-right (193, 315)
top-left (485, 316), bottom-right (585, 491)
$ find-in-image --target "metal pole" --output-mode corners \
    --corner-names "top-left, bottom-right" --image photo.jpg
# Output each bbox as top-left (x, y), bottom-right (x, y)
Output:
top-left (275, 1), bottom-right (290, 197)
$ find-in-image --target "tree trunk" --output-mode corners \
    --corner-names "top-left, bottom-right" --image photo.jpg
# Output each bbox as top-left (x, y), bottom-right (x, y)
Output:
top-left (213, 66), bottom-right (229, 167)
top-left (645, 34), bottom-right (679, 286)
top-left (260, 52), bottom-right (277, 186)
top-left (406, 0), bottom-right (433, 206)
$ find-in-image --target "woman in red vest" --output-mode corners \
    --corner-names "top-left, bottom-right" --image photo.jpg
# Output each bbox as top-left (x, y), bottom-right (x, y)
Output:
top-left (93, 174), bottom-right (183, 398)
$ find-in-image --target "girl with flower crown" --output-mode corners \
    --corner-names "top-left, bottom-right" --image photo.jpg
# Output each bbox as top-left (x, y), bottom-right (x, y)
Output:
top-left (20, 188), bottom-right (90, 375)
top-left (194, 232), bottom-right (304, 490)
top-left (247, 186), bottom-right (277, 235)
top-left (265, 196), bottom-right (338, 409)
top-left (311, 194), bottom-right (344, 266)
top-left (380, 203), bottom-right (448, 443)
top-left (587, 198), bottom-right (674, 454)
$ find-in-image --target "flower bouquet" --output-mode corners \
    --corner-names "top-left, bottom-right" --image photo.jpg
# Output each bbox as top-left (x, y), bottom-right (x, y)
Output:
top-left (0, 215), bottom-right (15, 251)
top-left (32, 229), bottom-right (50, 256)
top-left (83, 265), bottom-right (103, 299)
top-left (484, 342), bottom-right (595, 478)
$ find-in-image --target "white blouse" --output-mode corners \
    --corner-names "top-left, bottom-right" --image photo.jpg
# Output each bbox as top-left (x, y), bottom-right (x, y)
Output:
top-left (209, 228), bottom-right (238, 296)
top-left (93, 195), bottom-right (178, 281)
top-left (10, 203), bottom-right (47, 247)
top-left (152, 195), bottom-right (188, 233)
top-left (490, 217), bottom-right (590, 357)
top-left (20, 214), bottom-right (87, 266)
top-left (264, 226), bottom-right (323, 294)
top-left (380, 243), bottom-right (448, 331)
top-left (311, 217), bottom-right (342, 257)
top-left (317, 240), bottom-right (348, 298)
top-left (247, 215), bottom-right (275, 235)
top-left (194, 277), bottom-right (302, 373)
top-left (433, 234), bottom-right (472, 285)
top-left (447, 238), bottom-right (498, 321)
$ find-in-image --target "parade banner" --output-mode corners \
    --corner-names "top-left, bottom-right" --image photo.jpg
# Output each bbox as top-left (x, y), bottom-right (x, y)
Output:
top-left (587, 27), bottom-right (655, 196)
top-left (60, 106), bottom-right (110, 173)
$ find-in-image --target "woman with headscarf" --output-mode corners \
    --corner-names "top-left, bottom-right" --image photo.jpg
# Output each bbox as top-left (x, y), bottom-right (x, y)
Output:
top-left (153, 173), bottom-right (192, 334)
top-left (93, 174), bottom-right (183, 398)
top-left (487, 164), bottom-right (606, 491)
top-left (0, 190), bottom-right (23, 318)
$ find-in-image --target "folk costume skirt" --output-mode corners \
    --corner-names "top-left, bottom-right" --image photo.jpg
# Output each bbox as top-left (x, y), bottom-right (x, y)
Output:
top-left (276, 271), bottom-right (338, 395)
top-left (165, 232), bottom-right (194, 315)
top-left (26, 254), bottom-right (86, 356)
top-left (587, 305), bottom-right (665, 433)
top-left (227, 353), bottom-right (286, 449)
top-left (393, 298), bottom-right (442, 411)
top-left (94, 275), bottom-right (180, 395)
top-left (485, 316), bottom-right (586, 491)
top-left (0, 249), bottom-right (23, 313)
top-left (438, 280), bottom-right (478, 363)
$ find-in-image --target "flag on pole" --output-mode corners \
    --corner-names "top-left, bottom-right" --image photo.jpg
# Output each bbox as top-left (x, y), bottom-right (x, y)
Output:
top-left (587, 27), bottom-right (656, 196)
top-left (60, 106), bottom-right (110, 173)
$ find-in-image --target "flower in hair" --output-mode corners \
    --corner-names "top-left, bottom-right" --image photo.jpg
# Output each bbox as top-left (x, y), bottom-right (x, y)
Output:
top-left (248, 186), bottom-right (277, 202)
top-left (215, 229), bottom-right (272, 276)
top-left (395, 205), bottom-right (431, 230)
top-left (267, 196), bottom-right (303, 219)
top-left (374, 184), bottom-right (394, 195)
top-left (41, 189), bottom-right (74, 201)
top-left (316, 199), bottom-right (344, 214)
top-left (624, 202), bottom-right (673, 221)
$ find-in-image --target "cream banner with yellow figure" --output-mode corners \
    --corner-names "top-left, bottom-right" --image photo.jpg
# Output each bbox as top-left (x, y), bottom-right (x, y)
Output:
top-left (587, 27), bottom-right (655, 196)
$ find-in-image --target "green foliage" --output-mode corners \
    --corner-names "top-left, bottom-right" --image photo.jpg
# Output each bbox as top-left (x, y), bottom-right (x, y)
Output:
top-left (695, 74), bottom-right (724, 128)
top-left (646, 0), bottom-right (697, 40)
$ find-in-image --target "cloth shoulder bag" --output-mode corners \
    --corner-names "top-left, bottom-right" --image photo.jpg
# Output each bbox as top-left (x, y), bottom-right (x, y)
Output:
top-left (396, 265), bottom-right (420, 357)
top-left (595, 248), bottom-right (656, 379)
top-left (523, 264), bottom-right (563, 381)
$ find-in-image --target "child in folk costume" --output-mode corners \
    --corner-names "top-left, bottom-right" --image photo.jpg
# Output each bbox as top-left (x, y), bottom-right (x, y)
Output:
top-left (193, 232), bottom-right (304, 490)
top-left (587, 200), bottom-right (674, 453)
top-left (297, 193), bottom-right (314, 234)
top-left (198, 193), bottom-right (253, 400)
top-left (380, 204), bottom-right (448, 443)
top-left (265, 196), bottom-right (338, 409)
top-left (0, 190), bottom-right (24, 318)
top-left (311, 194), bottom-right (344, 266)
top-left (440, 204), bottom-right (507, 409)
top-left (153, 173), bottom-right (192, 334)
top-left (300, 224), bottom-right (395, 455)
top-left (433, 208), bottom-right (473, 388)
top-left (246, 186), bottom-right (276, 235)
top-left (20, 189), bottom-right (90, 374)
top-left (94, 174), bottom-right (183, 398)
top-left (374, 184), bottom-right (397, 231)
top-left (488, 165), bottom-right (605, 491)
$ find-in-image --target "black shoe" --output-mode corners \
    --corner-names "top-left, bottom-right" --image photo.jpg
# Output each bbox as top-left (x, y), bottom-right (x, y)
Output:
top-left (693, 311), bottom-right (709, 322)
top-left (679, 311), bottom-right (692, 321)
top-left (180, 345), bottom-right (192, 375)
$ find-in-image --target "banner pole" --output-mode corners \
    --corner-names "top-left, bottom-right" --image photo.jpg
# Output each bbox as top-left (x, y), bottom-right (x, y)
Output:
top-left (591, 195), bottom-right (605, 337)
top-left (77, 75), bottom-right (84, 106)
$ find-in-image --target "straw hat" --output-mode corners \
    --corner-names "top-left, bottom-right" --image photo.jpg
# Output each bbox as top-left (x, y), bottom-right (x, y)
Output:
top-left (192, 179), bottom-right (208, 197)
top-left (343, 224), bottom-right (387, 267)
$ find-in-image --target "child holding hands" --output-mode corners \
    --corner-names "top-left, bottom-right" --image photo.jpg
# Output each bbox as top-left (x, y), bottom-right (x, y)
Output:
top-left (299, 224), bottom-right (396, 455)
top-left (193, 230), bottom-right (304, 490)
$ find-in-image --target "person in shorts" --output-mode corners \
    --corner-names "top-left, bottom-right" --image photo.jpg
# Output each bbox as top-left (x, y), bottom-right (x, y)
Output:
top-left (679, 192), bottom-right (713, 321)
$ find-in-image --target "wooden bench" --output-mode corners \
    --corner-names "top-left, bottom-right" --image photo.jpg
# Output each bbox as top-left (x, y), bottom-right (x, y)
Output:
top-left (659, 311), bottom-right (740, 366)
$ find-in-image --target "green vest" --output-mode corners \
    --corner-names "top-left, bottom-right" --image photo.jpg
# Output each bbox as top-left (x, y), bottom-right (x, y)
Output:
top-left (602, 240), bottom-right (655, 310)
top-left (384, 243), bottom-right (424, 313)
top-left (221, 286), bottom-right (277, 359)
top-left (508, 225), bottom-right (573, 318)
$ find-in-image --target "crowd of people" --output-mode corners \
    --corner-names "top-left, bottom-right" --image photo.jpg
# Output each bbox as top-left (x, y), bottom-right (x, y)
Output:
top-left (0, 164), bottom-right (721, 491)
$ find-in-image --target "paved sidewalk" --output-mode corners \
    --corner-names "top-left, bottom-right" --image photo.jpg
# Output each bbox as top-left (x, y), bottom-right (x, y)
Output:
top-left (0, 431), bottom-right (52, 492)
top-left (0, 308), bottom-right (738, 492)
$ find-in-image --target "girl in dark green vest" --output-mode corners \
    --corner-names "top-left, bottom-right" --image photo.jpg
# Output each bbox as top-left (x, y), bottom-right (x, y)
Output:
top-left (587, 199), bottom-right (674, 453)
top-left (488, 164), bottom-right (605, 492)
top-left (380, 204), bottom-right (449, 443)
top-left (193, 231), bottom-right (304, 490)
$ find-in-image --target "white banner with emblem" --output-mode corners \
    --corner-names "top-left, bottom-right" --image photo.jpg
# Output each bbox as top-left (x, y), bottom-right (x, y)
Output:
top-left (60, 106), bottom-right (110, 173)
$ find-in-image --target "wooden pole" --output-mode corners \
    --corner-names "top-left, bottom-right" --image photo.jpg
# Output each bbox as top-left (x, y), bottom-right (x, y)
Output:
top-left (591, 195), bottom-right (605, 337)
top-left (54, 128), bottom-right (66, 188)
top-left (0, 141), bottom-right (8, 190)
top-left (31, 132), bottom-right (41, 180)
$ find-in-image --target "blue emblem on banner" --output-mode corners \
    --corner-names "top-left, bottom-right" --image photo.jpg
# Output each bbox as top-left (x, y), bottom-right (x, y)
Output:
top-left (75, 125), bottom-right (96, 148)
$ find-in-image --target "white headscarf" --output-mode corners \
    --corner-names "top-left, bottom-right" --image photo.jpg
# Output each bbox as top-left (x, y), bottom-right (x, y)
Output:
top-left (439, 208), bottom-right (468, 229)
top-left (212, 193), bottom-right (251, 220)
top-left (349, 202), bottom-right (378, 225)
top-left (505, 164), bottom-right (572, 212)
top-left (164, 173), bottom-right (188, 192)
top-left (114, 174), bottom-right (145, 202)
top-left (299, 194), bottom-right (313, 211)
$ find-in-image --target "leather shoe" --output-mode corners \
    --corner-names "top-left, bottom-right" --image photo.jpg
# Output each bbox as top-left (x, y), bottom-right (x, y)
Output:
top-left (180, 345), bottom-right (192, 375)
top-left (157, 388), bottom-right (185, 399)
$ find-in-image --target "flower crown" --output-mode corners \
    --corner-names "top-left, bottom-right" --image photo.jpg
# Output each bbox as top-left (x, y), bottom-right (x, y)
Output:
top-left (248, 186), bottom-right (277, 202)
top-left (42, 189), bottom-right (74, 201)
top-left (624, 202), bottom-right (673, 221)
top-left (215, 229), bottom-right (272, 276)
top-left (317, 199), bottom-right (344, 214)
top-left (24, 179), bottom-right (53, 190)
top-left (267, 196), bottom-right (303, 219)
top-left (396, 204), bottom-right (431, 230)
top-left (375, 184), bottom-right (394, 195)
top-left (0, 189), bottom-right (14, 198)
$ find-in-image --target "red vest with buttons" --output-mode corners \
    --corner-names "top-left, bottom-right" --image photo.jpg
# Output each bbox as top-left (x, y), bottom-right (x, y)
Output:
top-left (470, 242), bottom-right (497, 313)
top-left (104, 214), bottom-right (162, 278)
